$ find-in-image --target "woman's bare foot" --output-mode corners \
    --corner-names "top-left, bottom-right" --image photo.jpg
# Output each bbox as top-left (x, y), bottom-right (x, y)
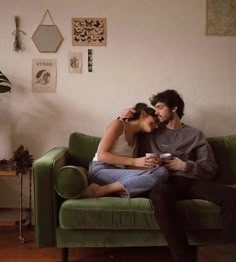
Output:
top-left (79, 183), bottom-right (100, 198)
top-left (80, 181), bottom-right (124, 198)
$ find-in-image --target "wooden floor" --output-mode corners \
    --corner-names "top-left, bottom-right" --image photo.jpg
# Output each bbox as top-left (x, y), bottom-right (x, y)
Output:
top-left (0, 226), bottom-right (173, 262)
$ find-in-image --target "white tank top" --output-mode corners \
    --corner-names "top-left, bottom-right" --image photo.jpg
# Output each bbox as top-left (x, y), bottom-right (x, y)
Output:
top-left (93, 122), bottom-right (135, 162)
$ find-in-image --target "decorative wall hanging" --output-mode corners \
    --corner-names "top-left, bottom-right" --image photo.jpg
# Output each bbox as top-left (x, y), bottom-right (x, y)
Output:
top-left (68, 52), bottom-right (82, 73)
top-left (12, 16), bottom-right (26, 52)
top-left (32, 10), bottom-right (63, 52)
top-left (206, 0), bottom-right (236, 36)
top-left (72, 18), bottom-right (107, 46)
top-left (88, 49), bottom-right (93, 72)
top-left (32, 59), bottom-right (57, 93)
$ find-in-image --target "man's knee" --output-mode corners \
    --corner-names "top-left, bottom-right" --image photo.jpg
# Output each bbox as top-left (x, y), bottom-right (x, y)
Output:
top-left (149, 183), bottom-right (175, 203)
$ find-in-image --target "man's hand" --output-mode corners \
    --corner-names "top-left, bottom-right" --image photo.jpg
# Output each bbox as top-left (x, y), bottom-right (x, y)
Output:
top-left (163, 157), bottom-right (187, 171)
top-left (120, 108), bottom-right (135, 120)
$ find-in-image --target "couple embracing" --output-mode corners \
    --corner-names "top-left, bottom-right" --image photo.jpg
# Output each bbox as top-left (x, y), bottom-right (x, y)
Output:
top-left (81, 89), bottom-right (236, 262)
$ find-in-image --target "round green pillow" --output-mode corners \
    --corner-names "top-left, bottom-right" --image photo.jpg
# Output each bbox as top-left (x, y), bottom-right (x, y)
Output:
top-left (54, 165), bottom-right (88, 199)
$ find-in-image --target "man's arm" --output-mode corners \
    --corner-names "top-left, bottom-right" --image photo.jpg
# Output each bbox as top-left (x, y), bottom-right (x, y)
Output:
top-left (164, 132), bottom-right (218, 180)
top-left (183, 141), bottom-right (217, 179)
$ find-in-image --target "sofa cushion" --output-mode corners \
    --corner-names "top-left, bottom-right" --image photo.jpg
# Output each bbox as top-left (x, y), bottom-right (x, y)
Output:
top-left (59, 197), bottom-right (158, 230)
top-left (176, 199), bottom-right (221, 230)
top-left (59, 197), bottom-right (222, 230)
top-left (54, 165), bottom-right (88, 199)
top-left (207, 134), bottom-right (236, 184)
top-left (68, 132), bottom-right (101, 168)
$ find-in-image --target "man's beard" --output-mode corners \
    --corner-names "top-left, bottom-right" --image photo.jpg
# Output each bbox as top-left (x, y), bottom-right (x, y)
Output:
top-left (158, 111), bottom-right (174, 126)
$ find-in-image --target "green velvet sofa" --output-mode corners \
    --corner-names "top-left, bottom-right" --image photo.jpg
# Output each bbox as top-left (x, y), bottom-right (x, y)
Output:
top-left (33, 132), bottom-right (236, 262)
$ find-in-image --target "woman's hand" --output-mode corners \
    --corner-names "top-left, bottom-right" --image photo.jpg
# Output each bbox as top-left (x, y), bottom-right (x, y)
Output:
top-left (133, 156), bottom-right (159, 169)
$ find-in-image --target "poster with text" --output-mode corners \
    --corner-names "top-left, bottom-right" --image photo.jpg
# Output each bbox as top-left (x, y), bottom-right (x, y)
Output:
top-left (32, 59), bottom-right (57, 93)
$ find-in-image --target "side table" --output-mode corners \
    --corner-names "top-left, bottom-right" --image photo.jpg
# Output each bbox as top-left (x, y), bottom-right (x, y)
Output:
top-left (0, 169), bottom-right (32, 243)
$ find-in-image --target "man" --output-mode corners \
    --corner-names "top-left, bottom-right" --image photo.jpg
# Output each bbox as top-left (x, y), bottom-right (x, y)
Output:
top-left (121, 89), bottom-right (236, 262)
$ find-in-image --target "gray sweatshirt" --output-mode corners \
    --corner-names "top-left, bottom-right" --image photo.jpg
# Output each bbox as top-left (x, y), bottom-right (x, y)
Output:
top-left (138, 124), bottom-right (217, 180)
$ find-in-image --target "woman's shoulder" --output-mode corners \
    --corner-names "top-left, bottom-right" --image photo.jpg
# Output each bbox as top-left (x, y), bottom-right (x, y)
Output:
top-left (105, 119), bottom-right (124, 135)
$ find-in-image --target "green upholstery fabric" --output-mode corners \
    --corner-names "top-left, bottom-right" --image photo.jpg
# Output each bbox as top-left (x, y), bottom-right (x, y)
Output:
top-left (54, 165), bottom-right (88, 199)
top-left (56, 228), bottom-right (169, 247)
top-left (56, 228), bottom-right (221, 247)
top-left (207, 134), bottom-right (236, 184)
top-left (59, 198), bottom-right (221, 231)
top-left (177, 199), bottom-right (221, 230)
top-left (68, 132), bottom-right (100, 168)
top-left (59, 197), bottom-right (158, 230)
top-left (33, 147), bottom-right (68, 247)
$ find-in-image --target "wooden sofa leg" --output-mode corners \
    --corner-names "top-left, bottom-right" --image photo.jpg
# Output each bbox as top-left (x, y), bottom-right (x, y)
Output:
top-left (62, 248), bottom-right (68, 262)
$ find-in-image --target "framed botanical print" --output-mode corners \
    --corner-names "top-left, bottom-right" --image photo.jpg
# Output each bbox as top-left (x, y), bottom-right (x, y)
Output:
top-left (68, 52), bottom-right (82, 73)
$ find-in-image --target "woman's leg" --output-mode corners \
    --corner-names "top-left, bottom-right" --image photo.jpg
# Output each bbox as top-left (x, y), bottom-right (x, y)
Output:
top-left (88, 161), bottom-right (169, 198)
top-left (121, 166), bottom-right (169, 197)
top-left (80, 161), bottom-right (130, 198)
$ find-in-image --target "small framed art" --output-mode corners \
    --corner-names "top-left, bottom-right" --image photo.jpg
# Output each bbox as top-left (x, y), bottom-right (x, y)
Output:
top-left (206, 0), bottom-right (236, 36)
top-left (68, 52), bottom-right (82, 73)
top-left (72, 18), bottom-right (107, 46)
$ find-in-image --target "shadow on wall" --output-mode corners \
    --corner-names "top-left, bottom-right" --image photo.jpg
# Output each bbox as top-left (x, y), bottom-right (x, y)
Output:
top-left (10, 95), bottom-right (101, 159)
top-left (10, 96), bottom-right (65, 159)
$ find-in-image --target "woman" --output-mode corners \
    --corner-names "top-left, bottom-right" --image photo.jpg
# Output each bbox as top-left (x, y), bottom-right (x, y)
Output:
top-left (81, 103), bottom-right (168, 198)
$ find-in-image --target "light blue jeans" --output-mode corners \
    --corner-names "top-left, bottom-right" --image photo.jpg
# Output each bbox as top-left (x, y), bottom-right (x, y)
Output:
top-left (88, 161), bottom-right (169, 197)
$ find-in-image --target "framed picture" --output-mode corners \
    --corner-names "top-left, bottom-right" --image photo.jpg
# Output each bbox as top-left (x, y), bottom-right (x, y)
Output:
top-left (68, 52), bottom-right (82, 73)
top-left (32, 59), bottom-right (57, 93)
top-left (206, 0), bottom-right (236, 36)
top-left (72, 18), bottom-right (107, 46)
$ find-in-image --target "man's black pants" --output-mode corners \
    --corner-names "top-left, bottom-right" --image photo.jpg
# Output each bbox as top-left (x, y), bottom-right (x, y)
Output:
top-left (149, 176), bottom-right (236, 262)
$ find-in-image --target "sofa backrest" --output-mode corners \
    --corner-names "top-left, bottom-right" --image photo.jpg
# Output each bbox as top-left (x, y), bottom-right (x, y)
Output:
top-left (68, 132), bottom-right (236, 184)
top-left (207, 134), bottom-right (236, 184)
top-left (68, 132), bottom-right (101, 169)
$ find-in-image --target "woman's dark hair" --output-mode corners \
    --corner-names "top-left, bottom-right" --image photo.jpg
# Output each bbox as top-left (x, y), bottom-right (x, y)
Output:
top-left (128, 103), bottom-right (156, 121)
top-left (149, 89), bottom-right (185, 119)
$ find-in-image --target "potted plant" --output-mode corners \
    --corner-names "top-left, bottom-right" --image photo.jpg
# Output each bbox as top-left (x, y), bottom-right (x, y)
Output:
top-left (12, 145), bottom-right (34, 173)
top-left (0, 71), bottom-right (12, 94)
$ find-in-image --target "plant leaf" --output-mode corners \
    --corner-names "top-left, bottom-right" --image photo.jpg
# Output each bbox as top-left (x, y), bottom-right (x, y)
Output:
top-left (0, 71), bottom-right (12, 93)
top-left (0, 85), bottom-right (11, 93)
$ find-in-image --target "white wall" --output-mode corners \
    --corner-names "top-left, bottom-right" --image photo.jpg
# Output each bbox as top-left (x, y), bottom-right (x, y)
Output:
top-left (0, 0), bottom-right (236, 207)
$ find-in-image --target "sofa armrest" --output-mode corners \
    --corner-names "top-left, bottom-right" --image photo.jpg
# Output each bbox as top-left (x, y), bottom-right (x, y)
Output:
top-left (33, 147), bottom-right (68, 247)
